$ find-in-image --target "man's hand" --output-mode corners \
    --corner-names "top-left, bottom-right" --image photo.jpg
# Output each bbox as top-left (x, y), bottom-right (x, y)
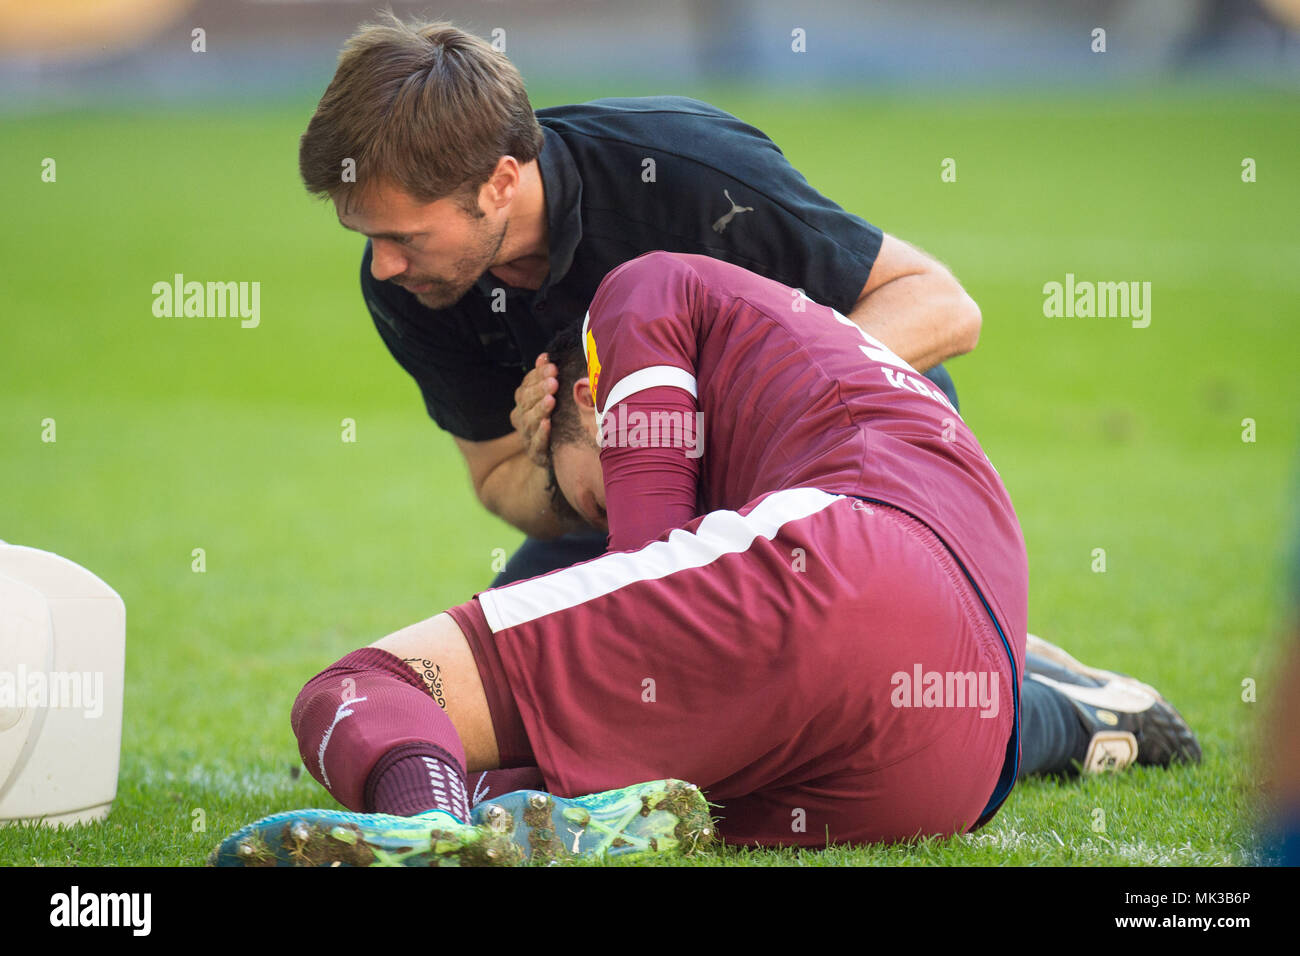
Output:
top-left (455, 353), bottom-right (589, 539)
top-left (510, 352), bottom-right (558, 469)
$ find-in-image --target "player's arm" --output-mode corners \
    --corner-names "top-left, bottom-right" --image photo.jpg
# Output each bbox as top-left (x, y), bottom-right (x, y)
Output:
top-left (585, 253), bottom-right (706, 551)
top-left (453, 430), bottom-right (588, 540)
top-left (844, 233), bottom-right (981, 373)
top-left (600, 387), bottom-right (703, 552)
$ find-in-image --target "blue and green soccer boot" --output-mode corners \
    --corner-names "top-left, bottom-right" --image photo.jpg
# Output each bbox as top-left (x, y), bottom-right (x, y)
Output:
top-left (209, 778), bottom-right (714, 866)
top-left (470, 778), bottom-right (715, 864)
top-left (207, 806), bottom-right (523, 867)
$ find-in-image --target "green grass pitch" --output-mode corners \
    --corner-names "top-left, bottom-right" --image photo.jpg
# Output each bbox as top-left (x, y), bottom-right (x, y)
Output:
top-left (1, 83), bottom-right (1296, 865)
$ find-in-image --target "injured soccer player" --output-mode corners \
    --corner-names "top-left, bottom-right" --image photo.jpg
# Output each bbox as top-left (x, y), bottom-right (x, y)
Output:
top-left (212, 252), bottom-right (1198, 867)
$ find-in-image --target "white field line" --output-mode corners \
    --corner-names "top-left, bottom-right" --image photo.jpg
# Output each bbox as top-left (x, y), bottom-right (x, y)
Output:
top-left (962, 826), bottom-right (1239, 865)
top-left (137, 763), bottom-right (306, 797)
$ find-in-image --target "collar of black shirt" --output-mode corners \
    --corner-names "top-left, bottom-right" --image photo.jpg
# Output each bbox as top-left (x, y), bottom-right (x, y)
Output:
top-left (473, 124), bottom-right (583, 306)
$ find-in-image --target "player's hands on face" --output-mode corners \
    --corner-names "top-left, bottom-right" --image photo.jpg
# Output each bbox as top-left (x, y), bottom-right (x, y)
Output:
top-left (511, 352), bottom-right (558, 469)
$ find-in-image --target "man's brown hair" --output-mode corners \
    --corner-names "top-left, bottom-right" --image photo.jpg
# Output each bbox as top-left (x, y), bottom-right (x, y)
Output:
top-left (299, 13), bottom-right (544, 215)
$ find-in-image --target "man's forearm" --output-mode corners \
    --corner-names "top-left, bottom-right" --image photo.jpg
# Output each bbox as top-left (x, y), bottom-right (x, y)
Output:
top-left (843, 234), bottom-right (981, 373)
top-left (846, 272), bottom-right (981, 373)
top-left (477, 448), bottom-right (589, 540)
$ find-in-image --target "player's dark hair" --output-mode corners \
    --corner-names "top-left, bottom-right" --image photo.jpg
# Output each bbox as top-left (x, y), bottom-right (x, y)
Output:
top-left (543, 322), bottom-right (591, 525)
top-left (545, 322), bottom-right (590, 451)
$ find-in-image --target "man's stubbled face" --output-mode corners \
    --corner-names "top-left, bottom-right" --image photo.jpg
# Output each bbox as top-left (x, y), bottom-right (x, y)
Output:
top-left (335, 179), bottom-right (507, 310)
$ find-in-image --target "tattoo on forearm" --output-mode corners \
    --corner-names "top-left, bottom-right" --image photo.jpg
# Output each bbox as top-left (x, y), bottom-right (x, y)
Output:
top-left (403, 658), bottom-right (447, 710)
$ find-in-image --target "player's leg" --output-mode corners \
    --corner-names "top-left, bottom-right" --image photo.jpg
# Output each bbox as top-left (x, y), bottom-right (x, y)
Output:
top-left (368, 612), bottom-right (500, 771)
top-left (1018, 633), bottom-right (1200, 775)
top-left (217, 487), bottom-right (1015, 861)
top-left (213, 610), bottom-right (707, 865)
top-left (370, 615), bottom-right (544, 820)
top-left (206, 615), bottom-right (508, 866)
top-left (281, 614), bottom-right (487, 825)
top-left (1018, 678), bottom-right (1087, 776)
top-left (209, 616), bottom-right (520, 866)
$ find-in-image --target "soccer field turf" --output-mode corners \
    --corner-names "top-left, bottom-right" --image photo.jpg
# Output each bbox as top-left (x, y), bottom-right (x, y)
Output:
top-left (1, 84), bottom-right (1296, 865)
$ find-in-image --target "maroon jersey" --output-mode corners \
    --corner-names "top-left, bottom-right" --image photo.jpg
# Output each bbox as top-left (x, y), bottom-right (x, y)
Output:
top-left (582, 250), bottom-right (1027, 657)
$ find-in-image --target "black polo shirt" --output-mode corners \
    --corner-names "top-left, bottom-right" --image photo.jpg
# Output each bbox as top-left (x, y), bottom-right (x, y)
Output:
top-left (361, 95), bottom-right (883, 442)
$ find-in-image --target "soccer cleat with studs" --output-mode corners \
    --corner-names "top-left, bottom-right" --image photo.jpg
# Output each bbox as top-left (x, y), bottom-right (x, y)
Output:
top-left (207, 806), bottom-right (523, 867)
top-left (470, 778), bottom-right (716, 863)
top-left (208, 778), bottom-right (715, 866)
top-left (1025, 632), bottom-right (1202, 773)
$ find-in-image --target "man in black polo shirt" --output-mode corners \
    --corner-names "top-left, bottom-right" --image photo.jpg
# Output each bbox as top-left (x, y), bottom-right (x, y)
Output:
top-left (298, 15), bottom-right (1200, 787)
top-left (303, 15), bottom-right (975, 580)
top-left (356, 90), bottom-right (975, 582)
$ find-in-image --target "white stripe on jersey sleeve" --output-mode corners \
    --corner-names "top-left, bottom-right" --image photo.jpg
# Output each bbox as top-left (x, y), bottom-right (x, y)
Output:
top-left (477, 487), bottom-right (841, 633)
top-left (595, 365), bottom-right (699, 431)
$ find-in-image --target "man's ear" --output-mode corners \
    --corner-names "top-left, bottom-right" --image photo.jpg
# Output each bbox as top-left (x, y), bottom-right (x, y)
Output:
top-left (482, 156), bottom-right (521, 210)
top-left (573, 376), bottom-right (595, 411)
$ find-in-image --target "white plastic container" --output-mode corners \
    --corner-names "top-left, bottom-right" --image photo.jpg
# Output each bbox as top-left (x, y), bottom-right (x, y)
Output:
top-left (0, 542), bottom-right (125, 826)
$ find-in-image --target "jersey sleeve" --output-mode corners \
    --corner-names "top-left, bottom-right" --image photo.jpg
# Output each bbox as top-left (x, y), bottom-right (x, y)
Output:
top-left (583, 252), bottom-right (705, 552)
top-left (362, 243), bottom-right (519, 442)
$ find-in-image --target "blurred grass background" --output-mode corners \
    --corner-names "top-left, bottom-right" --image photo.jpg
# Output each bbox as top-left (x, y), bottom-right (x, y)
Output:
top-left (0, 84), bottom-right (1296, 863)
